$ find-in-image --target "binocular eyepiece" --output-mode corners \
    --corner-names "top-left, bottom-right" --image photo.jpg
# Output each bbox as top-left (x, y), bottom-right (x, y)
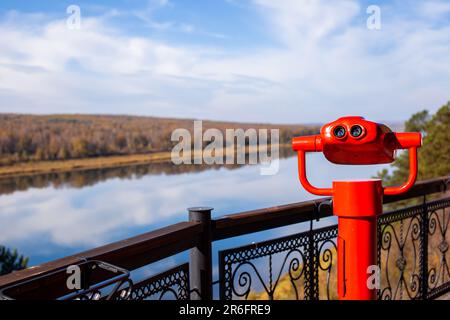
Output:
top-left (333, 124), bottom-right (363, 139)
top-left (292, 116), bottom-right (422, 165)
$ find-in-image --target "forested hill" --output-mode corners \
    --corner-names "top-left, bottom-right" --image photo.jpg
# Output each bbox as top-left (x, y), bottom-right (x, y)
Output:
top-left (0, 114), bottom-right (320, 166)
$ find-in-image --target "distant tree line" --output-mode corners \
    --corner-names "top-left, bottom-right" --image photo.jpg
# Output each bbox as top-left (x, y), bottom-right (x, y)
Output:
top-left (0, 114), bottom-right (319, 166)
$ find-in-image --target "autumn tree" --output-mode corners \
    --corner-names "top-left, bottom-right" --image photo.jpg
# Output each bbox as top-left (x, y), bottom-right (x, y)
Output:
top-left (71, 137), bottom-right (88, 158)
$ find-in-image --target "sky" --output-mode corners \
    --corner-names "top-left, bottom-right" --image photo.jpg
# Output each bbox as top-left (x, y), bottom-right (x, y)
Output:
top-left (0, 0), bottom-right (449, 123)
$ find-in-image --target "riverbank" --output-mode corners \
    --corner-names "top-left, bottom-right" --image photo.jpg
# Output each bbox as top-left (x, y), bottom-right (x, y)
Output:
top-left (0, 152), bottom-right (173, 179)
top-left (0, 144), bottom-right (291, 179)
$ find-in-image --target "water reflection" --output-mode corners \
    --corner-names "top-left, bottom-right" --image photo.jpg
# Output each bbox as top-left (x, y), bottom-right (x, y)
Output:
top-left (0, 147), bottom-right (294, 196)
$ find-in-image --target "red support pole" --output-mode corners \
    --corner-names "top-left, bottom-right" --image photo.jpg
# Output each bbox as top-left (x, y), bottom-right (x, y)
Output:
top-left (333, 180), bottom-right (383, 300)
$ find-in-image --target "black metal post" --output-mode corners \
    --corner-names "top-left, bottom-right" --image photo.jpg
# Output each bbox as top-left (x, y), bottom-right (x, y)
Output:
top-left (305, 219), bottom-right (318, 300)
top-left (376, 219), bottom-right (382, 300)
top-left (420, 196), bottom-right (429, 299)
top-left (189, 207), bottom-right (213, 300)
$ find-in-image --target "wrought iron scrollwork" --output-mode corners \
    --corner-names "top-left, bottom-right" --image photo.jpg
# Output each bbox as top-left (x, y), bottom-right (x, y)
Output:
top-left (121, 263), bottom-right (190, 300)
top-left (378, 215), bottom-right (421, 299)
top-left (426, 199), bottom-right (450, 297)
top-left (219, 225), bottom-right (337, 300)
top-left (378, 197), bottom-right (450, 300)
top-left (317, 239), bottom-right (338, 300)
top-left (228, 249), bottom-right (307, 300)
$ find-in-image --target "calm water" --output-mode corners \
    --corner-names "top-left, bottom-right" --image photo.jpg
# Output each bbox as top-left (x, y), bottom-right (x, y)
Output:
top-left (0, 153), bottom-right (390, 285)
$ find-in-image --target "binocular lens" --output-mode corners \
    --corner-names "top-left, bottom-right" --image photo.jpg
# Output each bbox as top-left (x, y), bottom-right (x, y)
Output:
top-left (333, 126), bottom-right (346, 138)
top-left (350, 125), bottom-right (363, 138)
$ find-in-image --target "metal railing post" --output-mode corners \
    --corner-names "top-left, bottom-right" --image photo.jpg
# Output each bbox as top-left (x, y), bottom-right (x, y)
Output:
top-left (420, 196), bottom-right (429, 299)
top-left (188, 207), bottom-right (213, 300)
top-left (306, 219), bottom-right (318, 300)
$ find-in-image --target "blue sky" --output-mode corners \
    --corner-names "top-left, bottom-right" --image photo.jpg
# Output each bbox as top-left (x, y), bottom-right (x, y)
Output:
top-left (0, 0), bottom-right (449, 123)
top-left (0, 0), bottom-right (270, 46)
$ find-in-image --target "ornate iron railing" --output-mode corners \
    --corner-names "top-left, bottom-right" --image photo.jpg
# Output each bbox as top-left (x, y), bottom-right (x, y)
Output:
top-left (0, 177), bottom-right (448, 300)
top-left (219, 224), bottom-right (338, 300)
top-left (378, 197), bottom-right (450, 300)
top-left (122, 264), bottom-right (190, 301)
top-left (218, 196), bottom-right (449, 300)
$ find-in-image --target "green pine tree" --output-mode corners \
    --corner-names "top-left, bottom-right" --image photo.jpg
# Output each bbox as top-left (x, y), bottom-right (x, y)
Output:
top-left (0, 246), bottom-right (29, 275)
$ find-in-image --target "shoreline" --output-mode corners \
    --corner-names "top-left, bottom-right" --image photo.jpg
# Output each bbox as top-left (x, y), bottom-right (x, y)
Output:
top-left (0, 144), bottom-right (291, 179)
top-left (0, 152), bottom-right (173, 179)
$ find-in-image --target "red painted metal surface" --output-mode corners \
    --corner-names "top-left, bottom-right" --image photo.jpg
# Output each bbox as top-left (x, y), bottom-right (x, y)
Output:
top-left (334, 180), bottom-right (382, 300)
top-left (292, 116), bottom-right (422, 300)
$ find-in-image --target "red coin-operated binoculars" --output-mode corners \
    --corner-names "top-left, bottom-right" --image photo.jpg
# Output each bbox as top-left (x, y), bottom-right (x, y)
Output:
top-left (292, 116), bottom-right (422, 300)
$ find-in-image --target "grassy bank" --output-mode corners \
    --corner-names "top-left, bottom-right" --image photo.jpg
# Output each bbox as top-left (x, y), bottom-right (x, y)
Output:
top-left (0, 144), bottom-right (290, 179)
top-left (0, 152), bottom-right (173, 179)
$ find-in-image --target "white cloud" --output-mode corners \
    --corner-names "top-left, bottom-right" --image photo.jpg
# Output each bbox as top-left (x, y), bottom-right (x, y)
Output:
top-left (0, 1), bottom-right (449, 122)
top-left (419, 0), bottom-right (450, 19)
top-left (252, 0), bottom-right (360, 46)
